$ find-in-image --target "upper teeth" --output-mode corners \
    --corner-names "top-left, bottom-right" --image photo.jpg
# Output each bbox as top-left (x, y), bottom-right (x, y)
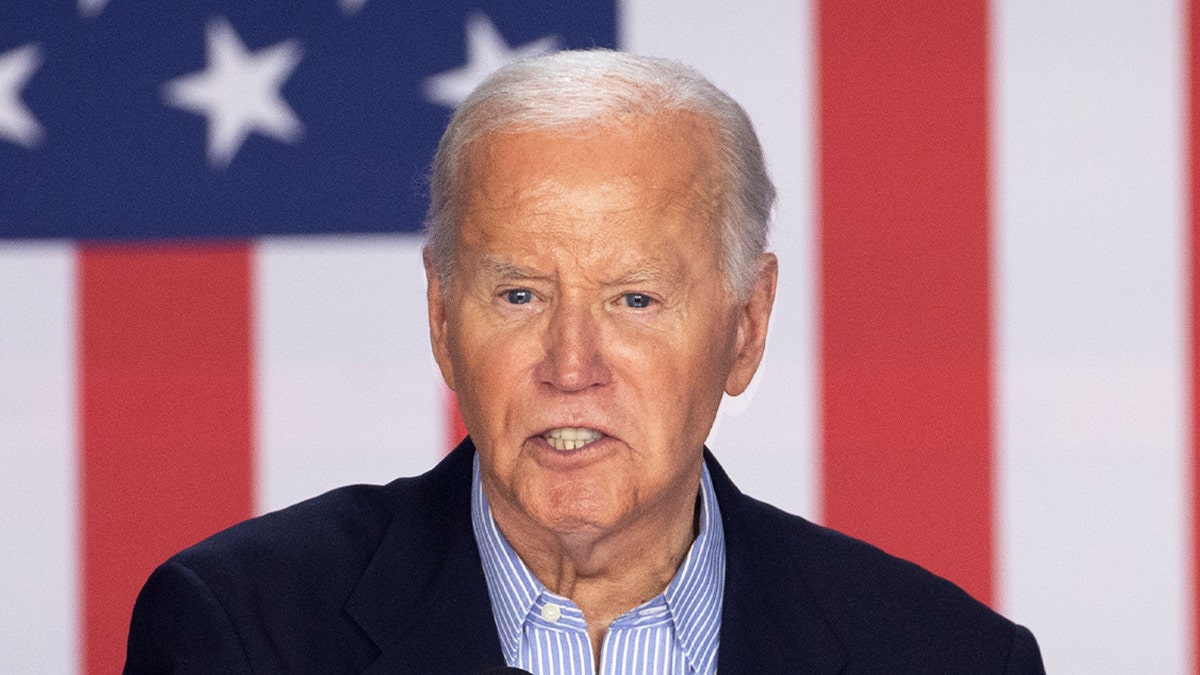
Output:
top-left (544, 427), bottom-right (603, 451)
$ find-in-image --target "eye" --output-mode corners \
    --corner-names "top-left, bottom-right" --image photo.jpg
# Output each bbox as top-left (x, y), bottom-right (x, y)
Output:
top-left (623, 293), bottom-right (653, 309)
top-left (503, 288), bottom-right (534, 305)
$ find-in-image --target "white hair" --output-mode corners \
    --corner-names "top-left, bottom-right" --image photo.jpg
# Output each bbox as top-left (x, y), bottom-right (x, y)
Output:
top-left (424, 49), bottom-right (775, 301)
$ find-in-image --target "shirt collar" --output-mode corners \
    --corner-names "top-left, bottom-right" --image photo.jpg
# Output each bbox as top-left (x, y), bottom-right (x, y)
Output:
top-left (663, 464), bottom-right (726, 673)
top-left (471, 453), bottom-right (726, 671)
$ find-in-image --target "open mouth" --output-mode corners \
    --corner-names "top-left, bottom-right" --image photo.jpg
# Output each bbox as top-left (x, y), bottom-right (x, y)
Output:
top-left (542, 427), bottom-right (604, 451)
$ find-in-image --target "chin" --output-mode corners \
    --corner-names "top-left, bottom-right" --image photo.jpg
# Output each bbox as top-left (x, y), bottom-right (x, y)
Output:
top-left (528, 490), bottom-right (624, 533)
top-left (535, 513), bottom-right (608, 538)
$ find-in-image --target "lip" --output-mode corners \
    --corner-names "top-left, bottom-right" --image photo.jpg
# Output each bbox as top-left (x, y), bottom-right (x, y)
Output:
top-left (526, 425), bottom-right (619, 469)
top-left (533, 422), bottom-right (617, 443)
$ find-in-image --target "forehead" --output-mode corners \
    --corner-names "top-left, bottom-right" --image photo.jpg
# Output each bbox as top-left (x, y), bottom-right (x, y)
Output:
top-left (455, 113), bottom-right (725, 262)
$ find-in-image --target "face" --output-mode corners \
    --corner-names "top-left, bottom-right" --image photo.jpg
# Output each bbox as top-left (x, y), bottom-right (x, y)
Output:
top-left (426, 113), bottom-right (776, 547)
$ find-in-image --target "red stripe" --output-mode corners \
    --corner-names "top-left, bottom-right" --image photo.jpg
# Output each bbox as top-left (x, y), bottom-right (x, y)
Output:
top-left (447, 389), bottom-right (469, 451)
top-left (817, 2), bottom-right (994, 604)
top-left (1190, 0), bottom-right (1200, 664)
top-left (80, 244), bottom-right (255, 673)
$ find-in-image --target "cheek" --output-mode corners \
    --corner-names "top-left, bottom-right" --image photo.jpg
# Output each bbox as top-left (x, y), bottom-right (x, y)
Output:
top-left (610, 332), bottom-right (724, 434)
top-left (619, 313), bottom-right (734, 384)
top-left (651, 329), bottom-right (738, 429)
top-left (450, 317), bottom-right (540, 432)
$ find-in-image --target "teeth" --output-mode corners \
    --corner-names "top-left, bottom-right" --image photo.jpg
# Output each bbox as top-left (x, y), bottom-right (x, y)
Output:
top-left (543, 427), bottom-right (603, 451)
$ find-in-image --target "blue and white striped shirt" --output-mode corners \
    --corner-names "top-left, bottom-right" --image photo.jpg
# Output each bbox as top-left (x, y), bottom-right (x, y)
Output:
top-left (471, 456), bottom-right (726, 675)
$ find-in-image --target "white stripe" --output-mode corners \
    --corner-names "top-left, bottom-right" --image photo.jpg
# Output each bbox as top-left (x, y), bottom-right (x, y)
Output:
top-left (0, 243), bottom-right (78, 674)
top-left (255, 235), bottom-right (446, 513)
top-left (993, 1), bottom-right (1189, 672)
top-left (619, 0), bottom-right (818, 520)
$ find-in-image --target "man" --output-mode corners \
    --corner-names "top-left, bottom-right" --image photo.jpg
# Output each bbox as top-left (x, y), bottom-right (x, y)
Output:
top-left (125, 50), bottom-right (1044, 673)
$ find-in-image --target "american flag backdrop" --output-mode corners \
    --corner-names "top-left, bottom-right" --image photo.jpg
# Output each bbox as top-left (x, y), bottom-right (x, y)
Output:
top-left (0, 0), bottom-right (1194, 672)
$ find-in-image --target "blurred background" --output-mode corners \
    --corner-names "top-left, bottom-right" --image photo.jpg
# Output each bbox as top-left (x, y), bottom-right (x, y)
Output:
top-left (1, 1), bottom-right (1193, 672)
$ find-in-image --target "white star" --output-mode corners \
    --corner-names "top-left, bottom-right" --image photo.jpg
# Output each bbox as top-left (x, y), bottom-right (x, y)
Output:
top-left (163, 17), bottom-right (303, 168)
top-left (79, 0), bottom-right (109, 18)
top-left (339, 0), bottom-right (367, 14)
top-left (424, 12), bottom-right (558, 109)
top-left (0, 44), bottom-right (44, 149)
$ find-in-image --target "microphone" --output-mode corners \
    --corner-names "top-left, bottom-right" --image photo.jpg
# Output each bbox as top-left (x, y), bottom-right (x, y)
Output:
top-left (480, 669), bottom-right (535, 674)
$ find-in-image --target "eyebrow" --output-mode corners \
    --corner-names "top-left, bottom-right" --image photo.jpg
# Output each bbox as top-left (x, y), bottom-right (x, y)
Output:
top-left (478, 254), bottom-right (678, 288)
top-left (602, 264), bottom-right (673, 287)
top-left (479, 255), bottom-right (546, 281)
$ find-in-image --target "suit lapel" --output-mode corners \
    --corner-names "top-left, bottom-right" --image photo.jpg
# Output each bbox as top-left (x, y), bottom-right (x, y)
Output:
top-left (706, 451), bottom-right (849, 675)
top-left (344, 443), bottom-right (507, 673)
top-left (358, 537), bottom-right (505, 673)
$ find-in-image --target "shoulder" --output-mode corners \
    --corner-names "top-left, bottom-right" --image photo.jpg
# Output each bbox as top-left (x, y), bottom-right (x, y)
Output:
top-left (741, 496), bottom-right (996, 623)
top-left (125, 446), bottom-right (477, 672)
top-left (166, 444), bottom-right (474, 599)
top-left (171, 479), bottom-right (405, 592)
top-left (707, 453), bottom-right (1043, 673)
top-left (739, 497), bottom-right (1042, 671)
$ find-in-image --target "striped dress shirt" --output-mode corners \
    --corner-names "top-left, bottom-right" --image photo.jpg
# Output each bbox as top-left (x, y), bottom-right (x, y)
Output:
top-left (471, 456), bottom-right (726, 675)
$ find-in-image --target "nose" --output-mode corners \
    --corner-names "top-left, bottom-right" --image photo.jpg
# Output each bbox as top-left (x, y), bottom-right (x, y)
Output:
top-left (537, 299), bottom-right (610, 392)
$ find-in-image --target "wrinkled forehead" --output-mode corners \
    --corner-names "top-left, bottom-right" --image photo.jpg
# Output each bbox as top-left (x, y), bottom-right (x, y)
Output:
top-left (457, 112), bottom-right (726, 222)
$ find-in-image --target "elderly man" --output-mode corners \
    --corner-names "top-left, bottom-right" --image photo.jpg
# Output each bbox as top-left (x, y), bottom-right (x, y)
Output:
top-left (125, 50), bottom-right (1044, 674)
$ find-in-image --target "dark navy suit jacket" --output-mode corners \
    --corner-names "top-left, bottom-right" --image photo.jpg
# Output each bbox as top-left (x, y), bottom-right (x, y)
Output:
top-left (125, 440), bottom-right (1045, 673)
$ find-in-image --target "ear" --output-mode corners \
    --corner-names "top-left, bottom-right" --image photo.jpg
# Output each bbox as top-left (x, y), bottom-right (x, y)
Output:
top-left (424, 249), bottom-right (457, 391)
top-left (725, 253), bottom-right (778, 396)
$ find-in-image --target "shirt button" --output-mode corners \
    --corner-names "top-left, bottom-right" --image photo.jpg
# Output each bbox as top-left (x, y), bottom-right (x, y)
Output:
top-left (541, 603), bottom-right (562, 623)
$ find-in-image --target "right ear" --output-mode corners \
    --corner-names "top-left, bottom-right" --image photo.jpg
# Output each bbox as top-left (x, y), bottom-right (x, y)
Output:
top-left (424, 249), bottom-right (457, 391)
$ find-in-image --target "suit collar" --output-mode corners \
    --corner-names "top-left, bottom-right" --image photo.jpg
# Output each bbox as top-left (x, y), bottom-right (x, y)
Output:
top-left (345, 441), bottom-right (506, 673)
top-left (704, 449), bottom-right (849, 675)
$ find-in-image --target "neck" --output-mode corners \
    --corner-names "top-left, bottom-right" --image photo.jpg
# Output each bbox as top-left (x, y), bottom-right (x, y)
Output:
top-left (488, 481), bottom-right (701, 655)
